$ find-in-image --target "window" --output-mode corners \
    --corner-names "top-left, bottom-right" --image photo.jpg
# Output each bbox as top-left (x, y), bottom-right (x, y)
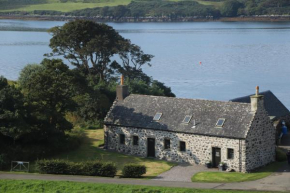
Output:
top-left (216, 118), bottom-right (225, 127)
top-left (120, 134), bottom-right (125, 144)
top-left (153, 113), bottom-right (162, 121)
top-left (164, 139), bottom-right (170, 149)
top-left (182, 115), bottom-right (192, 124)
top-left (133, 136), bottom-right (139, 146)
top-left (180, 141), bottom-right (186, 151)
top-left (227, 148), bottom-right (234, 159)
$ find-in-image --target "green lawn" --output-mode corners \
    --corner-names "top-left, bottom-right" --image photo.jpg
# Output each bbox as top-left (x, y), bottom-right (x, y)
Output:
top-left (0, 0), bottom-right (132, 12)
top-left (191, 162), bottom-right (284, 183)
top-left (31, 129), bottom-right (175, 178)
top-left (0, 179), bottom-right (281, 193)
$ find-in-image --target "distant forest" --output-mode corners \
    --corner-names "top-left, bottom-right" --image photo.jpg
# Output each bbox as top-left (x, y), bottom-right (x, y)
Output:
top-left (1, 0), bottom-right (290, 18)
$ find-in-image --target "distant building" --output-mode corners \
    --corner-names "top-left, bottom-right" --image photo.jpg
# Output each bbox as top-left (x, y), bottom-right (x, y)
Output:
top-left (104, 82), bottom-right (276, 172)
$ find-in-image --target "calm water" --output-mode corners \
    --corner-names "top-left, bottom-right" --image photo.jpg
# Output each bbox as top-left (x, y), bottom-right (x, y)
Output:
top-left (1, 19), bottom-right (290, 108)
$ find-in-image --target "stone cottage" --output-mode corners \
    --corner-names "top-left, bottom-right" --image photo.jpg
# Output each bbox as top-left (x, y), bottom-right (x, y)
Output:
top-left (104, 83), bottom-right (276, 172)
top-left (230, 91), bottom-right (290, 143)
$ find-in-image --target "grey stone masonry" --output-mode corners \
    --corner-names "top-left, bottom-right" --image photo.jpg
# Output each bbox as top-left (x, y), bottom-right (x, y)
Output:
top-left (104, 125), bottom-right (247, 172)
top-left (104, 90), bottom-right (277, 172)
top-left (245, 99), bottom-right (276, 171)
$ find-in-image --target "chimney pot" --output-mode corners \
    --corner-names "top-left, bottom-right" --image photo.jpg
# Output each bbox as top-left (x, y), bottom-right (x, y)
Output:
top-left (116, 75), bottom-right (129, 101)
top-left (121, 75), bottom-right (124, 85)
top-left (256, 86), bottom-right (259, 96)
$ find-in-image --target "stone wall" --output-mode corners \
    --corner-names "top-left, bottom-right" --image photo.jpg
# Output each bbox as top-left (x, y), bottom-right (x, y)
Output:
top-left (104, 125), bottom-right (247, 172)
top-left (245, 100), bottom-right (276, 171)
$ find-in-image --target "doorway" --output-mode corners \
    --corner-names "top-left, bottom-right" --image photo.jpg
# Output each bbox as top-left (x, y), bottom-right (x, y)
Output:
top-left (212, 147), bottom-right (221, 167)
top-left (147, 138), bottom-right (155, 157)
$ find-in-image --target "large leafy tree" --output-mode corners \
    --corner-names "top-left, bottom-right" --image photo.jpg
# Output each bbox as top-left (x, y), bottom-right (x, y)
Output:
top-left (0, 76), bottom-right (27, 143)
top-left (47, 20), bottom-right (128, 81)
top-left (19, 59), bottom-right (76, 133)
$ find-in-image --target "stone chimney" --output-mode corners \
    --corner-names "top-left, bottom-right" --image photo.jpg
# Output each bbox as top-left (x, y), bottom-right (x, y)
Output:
top-left (250, 86), bottom-right (264, 113)
top-left (116, 75), bottom-right (129, 101)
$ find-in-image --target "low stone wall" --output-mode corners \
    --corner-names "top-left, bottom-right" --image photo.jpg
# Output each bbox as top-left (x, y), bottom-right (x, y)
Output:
top-left (104, 125), bottom-right (246, 172)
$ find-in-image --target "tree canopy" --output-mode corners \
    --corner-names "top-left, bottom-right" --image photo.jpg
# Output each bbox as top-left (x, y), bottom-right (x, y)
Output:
top-left (47, 20), bottom-right (128, 81)
top-left (0, 76), bottom-right (27, 142)
top-left (19, 59), bottom-right (76, 133)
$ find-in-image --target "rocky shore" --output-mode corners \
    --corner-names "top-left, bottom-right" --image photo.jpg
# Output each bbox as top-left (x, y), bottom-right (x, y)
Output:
top-left (0, 14), bottom-right (290, 22)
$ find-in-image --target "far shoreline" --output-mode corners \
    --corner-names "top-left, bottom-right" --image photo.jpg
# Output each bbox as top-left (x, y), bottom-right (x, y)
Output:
top-left (1, 15), bottom-right (290, 22)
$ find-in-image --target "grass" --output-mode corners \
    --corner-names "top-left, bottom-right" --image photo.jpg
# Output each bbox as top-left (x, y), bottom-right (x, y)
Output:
top-left (0, 0), bottom-right (132, 12)
top-left (0, 0), bottom-right (224, 12)
top-left (31, 129), bottom-right (175, 178)
top-left (191, 161), bottom-right (284, 183)
top-left (0, 179), bottom-right (281, 193)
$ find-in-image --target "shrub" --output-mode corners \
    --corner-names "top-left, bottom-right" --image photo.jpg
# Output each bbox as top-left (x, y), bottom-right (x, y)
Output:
top-left (98, 162), bottom-right (117, 177)
top-left (36, 160), bottom-right (117, 177)
top-left (122, 164), bottom-right (146, 178)
top-left (276, 147), bottom-right (287, 162)
top-left (36, 160), bottom-right (69, 174)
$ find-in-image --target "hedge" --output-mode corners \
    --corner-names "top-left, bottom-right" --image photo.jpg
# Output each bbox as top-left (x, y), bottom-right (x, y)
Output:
top-left (122, 164), bottom-right (146, 178)
top-left (36, 160), bottom-right (116, 177)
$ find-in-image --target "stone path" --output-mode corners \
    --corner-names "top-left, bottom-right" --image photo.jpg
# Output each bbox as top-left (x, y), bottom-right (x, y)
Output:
top-left (153, 163), bottom-right (210, 182)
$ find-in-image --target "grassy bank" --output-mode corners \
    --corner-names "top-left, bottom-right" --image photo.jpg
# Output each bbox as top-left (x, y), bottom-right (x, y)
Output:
top-left (30, 129), bottom-right (175, 178)
top-left (0, 0), bottom-right (132, 12)
top-left (191, 162), bottom-right (284, 183)
top-left (0, 179), bottom-right (281, 193)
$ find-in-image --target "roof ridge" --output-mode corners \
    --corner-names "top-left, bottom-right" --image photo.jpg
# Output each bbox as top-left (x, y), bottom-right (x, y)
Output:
top-left (129, 94), bottom-right (251, 106)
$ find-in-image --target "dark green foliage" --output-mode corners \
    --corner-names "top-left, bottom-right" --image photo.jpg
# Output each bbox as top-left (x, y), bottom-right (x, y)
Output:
top-left (0, 154), bottom-right (6, 170)
top-left (36, 160), bottom-right (117, 177)
top-left (276, 147), bottom-right (287, 162)
top-left (122, 164), bottom-right (146, 178)
top-left (19, 59), bottom-right (76, 133)
top-left (47, 20), bottom-right (175, 123)
top-left (126, 79), bottom-right (175, 97)
top-left (0, 76), bottom-right (28, 142)
top-left (47, 20), bottom-right (128, 81)
top-left (69, 1), bottom-right (221, 18)
top-left (220, 0), bottom-right (243, 17)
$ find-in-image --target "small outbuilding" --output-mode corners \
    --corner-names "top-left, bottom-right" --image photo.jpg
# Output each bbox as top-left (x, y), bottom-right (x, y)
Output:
top-left (104, 84), bottom-right (276, 172)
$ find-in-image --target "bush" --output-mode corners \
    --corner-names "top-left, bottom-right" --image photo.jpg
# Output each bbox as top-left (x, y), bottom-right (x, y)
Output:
top-left (36, 160), bottom-right (69, 174)
top-left (36, 160), bottom-right (117, 177)
top-left (122, 164), bottom-right (146, 178)
top-left (276, 147), bottom-right (287, 162)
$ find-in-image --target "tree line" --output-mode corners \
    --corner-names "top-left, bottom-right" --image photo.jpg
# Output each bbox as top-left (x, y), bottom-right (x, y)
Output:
top-left (5, 0), bottom-right (287, 19)
top-left (0, 20), bottom-right (175, 167)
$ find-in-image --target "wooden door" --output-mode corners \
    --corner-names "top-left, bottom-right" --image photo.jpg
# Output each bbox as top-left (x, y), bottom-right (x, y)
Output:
top-left (147, 138), bottom-right (155, 157)
top-left (212, 147), bottom-right (221, 167)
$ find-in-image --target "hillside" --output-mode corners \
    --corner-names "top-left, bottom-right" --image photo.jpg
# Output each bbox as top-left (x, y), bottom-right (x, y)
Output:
top-left (0, 0), bottom-right (223, 12)
top-left (0, 0), bottom-right (290, 19)
top-left (0, 0), bottom-right (132, 12)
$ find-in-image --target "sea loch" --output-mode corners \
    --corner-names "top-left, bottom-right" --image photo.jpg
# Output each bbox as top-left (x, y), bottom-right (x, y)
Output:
top-left (1, 19), bottom-right (290, 108)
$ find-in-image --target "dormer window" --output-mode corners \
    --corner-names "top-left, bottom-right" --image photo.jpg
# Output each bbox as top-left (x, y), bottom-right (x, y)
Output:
top-left (182, 115), bottom-right (192, 124)
top-left (153, 113), bottom-right (162, 121)
top-left (216, 118), bottom-right (225, 127)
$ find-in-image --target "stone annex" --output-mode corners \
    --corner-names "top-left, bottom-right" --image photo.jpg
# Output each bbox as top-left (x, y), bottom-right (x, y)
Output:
top-left (104, 78), bottom-right (290, 172)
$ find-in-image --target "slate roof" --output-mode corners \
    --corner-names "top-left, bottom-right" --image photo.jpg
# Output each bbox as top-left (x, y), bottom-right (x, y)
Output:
top-left (230, 90), bottom-right (290, 119)
top-left (105, 94), bottom-right (254, 139)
